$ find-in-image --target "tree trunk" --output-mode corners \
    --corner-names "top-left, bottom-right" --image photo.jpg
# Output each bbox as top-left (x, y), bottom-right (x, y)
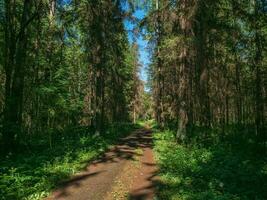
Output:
top-left (253, 1), bottom-right (264, 143)
top-left (3, 0), bottom-right (31, 151)
top-left (176, 0), bottom-right (192, 142)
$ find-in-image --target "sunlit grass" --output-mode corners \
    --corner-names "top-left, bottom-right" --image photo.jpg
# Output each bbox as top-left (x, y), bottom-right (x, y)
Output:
top-left (0, 123), bottom-right (140, 200)
top-left (153, 129), bottom-right (267, 200)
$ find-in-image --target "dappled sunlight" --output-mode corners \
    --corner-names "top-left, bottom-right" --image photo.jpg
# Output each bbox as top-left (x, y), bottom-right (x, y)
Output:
top-left (153, 130), bottom-right (267, 200)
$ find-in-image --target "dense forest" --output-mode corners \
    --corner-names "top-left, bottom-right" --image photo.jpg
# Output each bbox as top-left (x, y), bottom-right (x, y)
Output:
top-left (0, 0), bottom-right (145, 152)
top-left (146, 0), bottom-right (266, 143)
top-left (145, 0), bottom-right (267, 199)
top-left (0, 0), bottom-right (266, 200)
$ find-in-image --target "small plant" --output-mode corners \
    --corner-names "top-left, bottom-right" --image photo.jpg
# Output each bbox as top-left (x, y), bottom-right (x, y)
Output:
top-left (0, 123), bottom-right (139, 200)
top-left (153, 129), bottom-right (267, 200)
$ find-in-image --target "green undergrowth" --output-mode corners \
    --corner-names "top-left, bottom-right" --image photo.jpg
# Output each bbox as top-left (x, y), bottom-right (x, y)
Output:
top-left (153, 129), bottom-right (267, 200)
top-left (0, 123), bottom-right (140, 200)
top-left (137, 119), bottom-right (156, 128)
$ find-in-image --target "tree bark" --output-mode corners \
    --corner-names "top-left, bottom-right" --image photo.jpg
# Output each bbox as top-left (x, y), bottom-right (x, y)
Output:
top-left (3, 0), bottom-right (32, 150)
top-left (176, 0), bottom-right (192, 142)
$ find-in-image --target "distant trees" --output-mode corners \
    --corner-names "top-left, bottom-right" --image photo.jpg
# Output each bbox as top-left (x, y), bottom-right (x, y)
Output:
top-left (0, 0), bottom-right (142, 151)
top-left (146, 0), bottom-right (266, 143)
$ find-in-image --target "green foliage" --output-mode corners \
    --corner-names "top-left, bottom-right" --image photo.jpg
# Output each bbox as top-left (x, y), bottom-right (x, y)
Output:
top-left (0, 123), bottom-right (140, 200)
top-left (0, 0), bottom-right (143, 146)
top-left (153, 130), bottom-right (267, 200)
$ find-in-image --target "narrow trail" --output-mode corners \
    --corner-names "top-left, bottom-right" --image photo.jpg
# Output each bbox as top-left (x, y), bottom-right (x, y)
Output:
top-left (46, 127), bottom-right (158, 200)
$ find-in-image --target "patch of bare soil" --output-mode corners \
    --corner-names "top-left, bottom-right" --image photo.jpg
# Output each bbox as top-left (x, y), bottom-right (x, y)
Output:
top-left (46, 128), bottom-right (158, 200)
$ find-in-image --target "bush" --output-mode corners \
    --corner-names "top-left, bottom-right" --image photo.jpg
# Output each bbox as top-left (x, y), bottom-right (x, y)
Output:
top-left (153, 130), bottom-right (267, 200)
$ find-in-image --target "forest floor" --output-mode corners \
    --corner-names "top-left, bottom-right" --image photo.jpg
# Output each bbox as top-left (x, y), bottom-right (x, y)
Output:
top-left (46, 126), bottom-right (158, 200)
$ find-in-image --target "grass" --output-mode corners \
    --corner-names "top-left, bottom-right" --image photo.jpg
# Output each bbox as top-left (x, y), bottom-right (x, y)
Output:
top-left (0, 123), bottom-right (140, 200)
top-left (153, 129), bottom-right (267, 200)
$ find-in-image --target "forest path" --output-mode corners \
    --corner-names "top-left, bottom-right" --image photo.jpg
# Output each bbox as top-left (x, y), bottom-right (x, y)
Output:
top-left (46, 127), bottom-right (158, 200)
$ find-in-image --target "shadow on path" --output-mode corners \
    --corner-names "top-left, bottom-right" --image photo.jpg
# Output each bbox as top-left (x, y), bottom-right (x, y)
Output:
top-left (127, 130), bottom-right (159, 200)
top-left (46, 128), bottom-right (158, 200)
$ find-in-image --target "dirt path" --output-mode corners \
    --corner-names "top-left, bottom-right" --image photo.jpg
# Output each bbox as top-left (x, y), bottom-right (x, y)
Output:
top-left (46, 128), bottom-right (158, 200)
